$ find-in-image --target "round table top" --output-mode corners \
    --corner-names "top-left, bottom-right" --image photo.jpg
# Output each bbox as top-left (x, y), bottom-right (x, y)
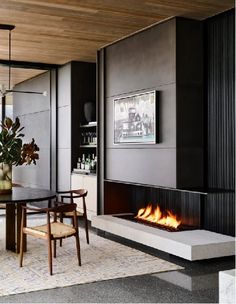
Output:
top-left (0, 187), bottom-right (56, 203)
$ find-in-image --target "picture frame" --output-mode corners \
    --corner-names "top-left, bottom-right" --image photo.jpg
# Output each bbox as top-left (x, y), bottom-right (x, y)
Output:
top-left (114, 90), bottom-right (158, 144)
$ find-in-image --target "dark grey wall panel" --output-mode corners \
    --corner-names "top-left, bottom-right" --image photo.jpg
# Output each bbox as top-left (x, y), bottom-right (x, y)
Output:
top-left (177, 85), bottom-right (204, 188)
top-left (106, 148), bottom-right (176, 187)
top-left (176, 18), bottom-right (203, 85)
top-left (105, 18), bottom-right (176, 97)
top-left (177, 147), bottom-right (204, 188)
top-left (106, 84), bottom-right (176, 149)
top-left (102, 17), bottom-right (203, 189)
top-left (13, 71), bottom-right (51, 189)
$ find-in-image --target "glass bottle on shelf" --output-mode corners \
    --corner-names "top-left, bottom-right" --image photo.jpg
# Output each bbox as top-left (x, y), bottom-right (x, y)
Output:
top-left (77, 157), bottom-right (81, 169)
top-left (85, 154), bottom-right (92, 170)
top-left (93, 132), bottom-right (97, 145)
top-left (81, 132), bottom-right (85, 145)
top-left (90, 154), bottom-right (95, 172)
top-left (94, 156), bottom-right (97, 172)
top-left (81, 154), bottom-right (85, 170)
top-left (88, 132), bottom-right (92, 144)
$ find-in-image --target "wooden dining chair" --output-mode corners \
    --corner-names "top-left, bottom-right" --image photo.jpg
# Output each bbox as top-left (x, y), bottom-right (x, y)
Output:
top-left (57, 189), bottom-right (89, 244)
top-left (19, 201), bottom-right (81, 275)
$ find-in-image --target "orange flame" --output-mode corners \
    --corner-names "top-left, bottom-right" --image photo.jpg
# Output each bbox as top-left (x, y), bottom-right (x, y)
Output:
top-left (135, 204), bottom-right (181, 229)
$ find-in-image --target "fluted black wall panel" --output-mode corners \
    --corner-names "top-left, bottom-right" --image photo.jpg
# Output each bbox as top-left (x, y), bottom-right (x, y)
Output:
top-left (204, 9), bottom-right (235, 236)
top-left (204, 193), bottom-right (235, 236)
top-left (206, 10), bottom-right (235, 190)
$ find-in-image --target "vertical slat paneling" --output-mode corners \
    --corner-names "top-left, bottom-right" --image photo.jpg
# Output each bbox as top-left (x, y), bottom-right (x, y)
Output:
top-left (205, 193), bottom-right (235, 236)
top-left (205, 9), bottom-right (235, 236)
top-left (207, 9), bottom-right (235, 190)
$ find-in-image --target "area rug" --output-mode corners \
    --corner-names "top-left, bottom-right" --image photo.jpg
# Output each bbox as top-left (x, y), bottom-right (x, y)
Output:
top-left (0, 216), bottom-right (183, 296)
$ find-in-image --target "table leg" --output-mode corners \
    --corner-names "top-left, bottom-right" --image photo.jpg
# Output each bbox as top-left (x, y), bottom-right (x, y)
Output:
top-left (6, 203), bottom-right (16, 252)
top-left (17, 203), bottom-right (26, 253)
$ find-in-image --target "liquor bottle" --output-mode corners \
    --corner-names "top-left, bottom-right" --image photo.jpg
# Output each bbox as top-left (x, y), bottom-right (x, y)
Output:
top-left (81, 154), bottom-right (85, 170)
top-left (90, 154), bottom-right (95, 171)
top-left (77, 157), bottom-right (81, 169)
top-left (94, 156), bottom-right (97, 172)
top-left (85, 154), bottom-right (91, 170)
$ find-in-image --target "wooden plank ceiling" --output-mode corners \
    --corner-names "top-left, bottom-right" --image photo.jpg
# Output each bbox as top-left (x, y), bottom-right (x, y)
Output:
top-left (0, 0), bottom-right (234, 85)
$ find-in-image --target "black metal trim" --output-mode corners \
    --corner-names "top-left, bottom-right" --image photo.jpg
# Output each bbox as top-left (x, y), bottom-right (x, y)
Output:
top-left (1, 95), bottom-right (6, 121)
top-left (0, 24), bottom-right (15, 31)
top-left (0, 59), bottom-right (60, 70)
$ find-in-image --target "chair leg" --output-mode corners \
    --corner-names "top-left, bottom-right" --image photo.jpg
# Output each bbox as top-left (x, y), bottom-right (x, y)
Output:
top-left (60, 217), bottom-right (63, 247)
top-left (19, 231), bottom-right (24, 267)
top-left (19, 208), bottom-right (25, 267)
top-left (53, 240), bottom-right (57, 258)
top-left (75, 233), bottom-right (81, 266)
top-left (84, 217), bottom-right (89, 244)
top-left (48, 238), bottom-right (53, 275)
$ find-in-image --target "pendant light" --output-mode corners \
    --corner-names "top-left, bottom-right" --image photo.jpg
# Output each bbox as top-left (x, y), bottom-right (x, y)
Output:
top-left (0, 24), bottom-right (47, 97)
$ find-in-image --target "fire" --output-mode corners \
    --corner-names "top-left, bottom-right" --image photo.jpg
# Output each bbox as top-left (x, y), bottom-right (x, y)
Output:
top-left (135, 204), bottom-right (181, 229)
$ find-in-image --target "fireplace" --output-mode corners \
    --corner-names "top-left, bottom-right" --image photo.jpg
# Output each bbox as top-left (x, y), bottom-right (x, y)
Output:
top-left (93, 180), bottom-right (235, 261)
top-left (114, 202), bottom-right (198, 232)
top-left (93, 181), bottom-right (235, 261)
top-left (104, 181), bottom-right (203, 231)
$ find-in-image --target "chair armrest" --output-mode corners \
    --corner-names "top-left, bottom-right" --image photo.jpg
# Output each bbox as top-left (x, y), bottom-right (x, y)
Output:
top-left (61, 195), bottom-right (82, 199)
top-left (22, 205), bottom-right (48, 212)
top-left (57, 190), bottom-right (85, 195)
top-left (23, 201), bottom-right (72, 213)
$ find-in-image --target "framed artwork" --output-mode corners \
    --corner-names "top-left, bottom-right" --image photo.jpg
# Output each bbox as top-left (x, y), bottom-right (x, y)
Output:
top-left (114, 90), bottom-right (157, 144)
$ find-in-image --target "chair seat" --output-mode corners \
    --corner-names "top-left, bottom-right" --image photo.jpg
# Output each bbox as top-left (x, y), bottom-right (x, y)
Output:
top-left (63, 210), bottom-right (84, 217)
top-left (24, 221), bottom-right (76, 238)
top-left (0, 203), bottom-right (5, 209)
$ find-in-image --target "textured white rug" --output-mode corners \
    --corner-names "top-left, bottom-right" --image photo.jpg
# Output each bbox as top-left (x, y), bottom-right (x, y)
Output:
top-left (0, 216), bottom-right (183, 296)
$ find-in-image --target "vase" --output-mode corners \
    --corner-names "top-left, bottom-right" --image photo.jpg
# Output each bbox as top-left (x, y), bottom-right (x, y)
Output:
top-left (0, 163), bottom-right (12, 194)
top-left (84, 101), bottom-right (96, 123)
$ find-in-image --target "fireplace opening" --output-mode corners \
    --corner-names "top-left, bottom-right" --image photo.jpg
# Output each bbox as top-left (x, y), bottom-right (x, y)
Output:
top-left (114, 202), bottom-right (198, 232)
top-left (105, 181), bottom-right (202, 232)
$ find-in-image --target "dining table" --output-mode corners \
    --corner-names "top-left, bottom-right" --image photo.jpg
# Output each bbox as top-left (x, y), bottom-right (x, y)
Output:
top-left (0, 187), bottom-right (56, 253)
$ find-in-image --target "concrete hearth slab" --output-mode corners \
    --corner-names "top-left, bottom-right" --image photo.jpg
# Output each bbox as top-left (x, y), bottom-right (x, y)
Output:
top-left (92, 215), bottom-right (235, 261)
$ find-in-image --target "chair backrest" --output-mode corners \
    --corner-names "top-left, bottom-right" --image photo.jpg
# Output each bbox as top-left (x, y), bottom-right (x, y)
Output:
top-left (48, 202), bottom-right (78, 228)
top-left (72, 189), bottom-right (88, 198)
top-left (57, 189), bottom-right (88, 206)
top-left (50, 202), bottom-right (77, 213)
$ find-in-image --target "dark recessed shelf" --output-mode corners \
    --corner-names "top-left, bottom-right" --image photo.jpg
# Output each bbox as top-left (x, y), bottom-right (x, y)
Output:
top-left (104, 179), bottom-right (234, 195)
top-left (80, 145), bottom-right (97, 148)
top-left (80, 123), bottom-right (97, 128)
